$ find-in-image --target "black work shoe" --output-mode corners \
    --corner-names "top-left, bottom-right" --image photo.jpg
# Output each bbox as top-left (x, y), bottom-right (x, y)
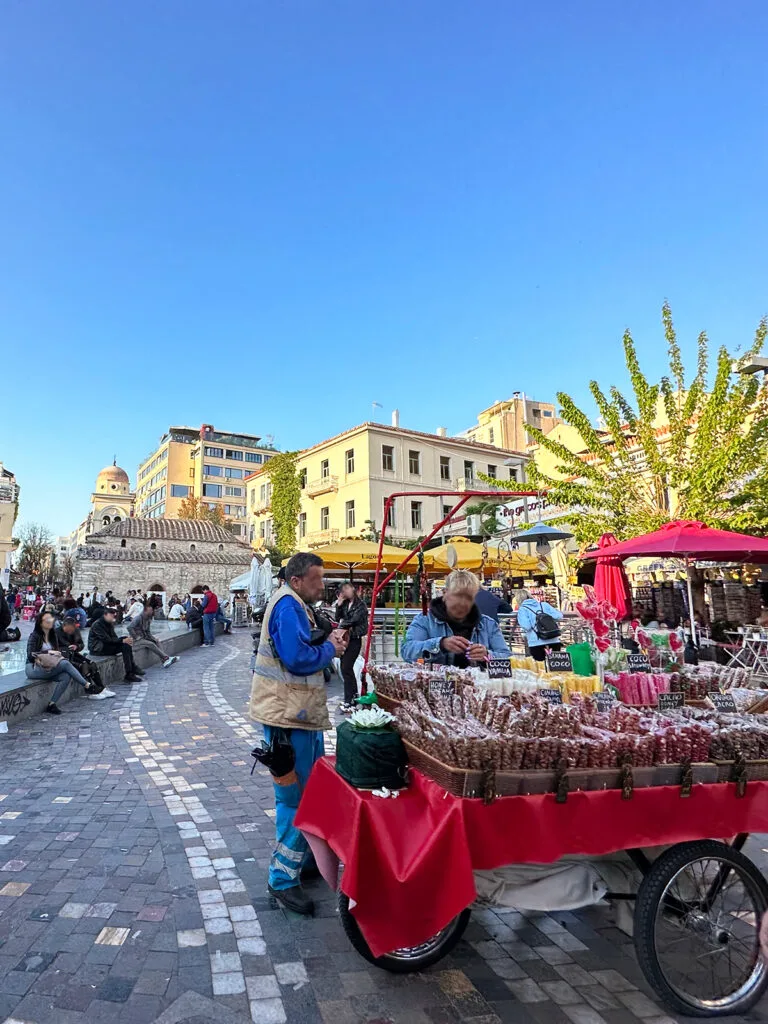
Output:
top-left (125, 673), bottom-right (143, 683)
top-left (133, 667), bottom-right (146, 676)
top-left (44, 702), bottom-right (62, 715)
top-left (268, 885), bottom-right (315, 916)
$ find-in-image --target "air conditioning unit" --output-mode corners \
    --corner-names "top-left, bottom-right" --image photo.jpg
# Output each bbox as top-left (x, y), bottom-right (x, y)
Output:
top-left (466, 514), bottom-right (482, 535)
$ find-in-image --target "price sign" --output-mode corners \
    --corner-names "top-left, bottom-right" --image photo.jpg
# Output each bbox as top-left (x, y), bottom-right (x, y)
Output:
top-left (658, 692), bottom-right (684, 710)
top-left (539, 688), bottom-right (563, 705)
top-left (709, 691), bottom-right (737, 713)
top-left (594, 691), bottom-right (616, 713)
top-left (545, 650), bottom-right (573, 673)
top-left (627, 654), bottom-right (653, 672)
top-left (428, 678), bottom-right (455, 699)
top-left (487, 658), bottom-right (513, 680)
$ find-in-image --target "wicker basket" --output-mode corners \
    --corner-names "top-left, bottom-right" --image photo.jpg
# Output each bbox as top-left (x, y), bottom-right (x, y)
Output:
top-left (375, 693), bottom-right (403, 714)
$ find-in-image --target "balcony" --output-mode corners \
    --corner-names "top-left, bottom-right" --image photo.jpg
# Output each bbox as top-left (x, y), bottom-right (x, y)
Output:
top-left (306, 529), bottom-right (339, 548)
top-left (454, 476), bottom-right (503, 492)
top-left (252, 499), bottom-right (271, 515)
top-left (306, 475), bottom-right (339, 498)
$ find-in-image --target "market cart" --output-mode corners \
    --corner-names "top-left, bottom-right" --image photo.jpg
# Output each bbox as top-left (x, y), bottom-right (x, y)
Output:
top-left (296, 759), bottom-right (768, 1017)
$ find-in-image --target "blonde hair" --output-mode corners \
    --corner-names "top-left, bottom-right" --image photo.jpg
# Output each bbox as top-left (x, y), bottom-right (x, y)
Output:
top-left (444, 569), bottom-right (480, 596)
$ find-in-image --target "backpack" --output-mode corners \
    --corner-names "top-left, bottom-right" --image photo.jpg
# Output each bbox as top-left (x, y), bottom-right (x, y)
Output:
top-left (533, 601), bottom-right (561, 642)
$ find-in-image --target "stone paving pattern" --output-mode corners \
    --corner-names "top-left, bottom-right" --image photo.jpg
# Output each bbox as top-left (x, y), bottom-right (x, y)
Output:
top-left (1, 631), bottom-right (767, 1024)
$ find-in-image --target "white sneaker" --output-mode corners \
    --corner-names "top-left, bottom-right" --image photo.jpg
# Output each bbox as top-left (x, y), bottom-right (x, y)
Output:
top-left (101, 688), bottom-right (117, 698)
top-left (88, 691), bottom-right (110, 700)
top-left (163, 656), bottom-right (179, 667)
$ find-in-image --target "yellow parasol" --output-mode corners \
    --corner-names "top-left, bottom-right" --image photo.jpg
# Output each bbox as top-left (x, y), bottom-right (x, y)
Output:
top-left (282, 539), bottom-right (423, 574)
top-left (428, 538), bottom-right (538, 575)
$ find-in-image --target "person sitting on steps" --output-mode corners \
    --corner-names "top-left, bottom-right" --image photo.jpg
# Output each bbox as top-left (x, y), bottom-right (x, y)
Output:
top-left (26, 610), bottom-right (96, 715)
top-left (88, 606), bottom-right (144, 682)
top-left (128, 601), bottom-right (179, 669)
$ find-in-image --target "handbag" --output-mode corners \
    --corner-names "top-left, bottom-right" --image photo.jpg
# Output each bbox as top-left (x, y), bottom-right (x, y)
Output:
top-left (35, 650), bottom-right (63, 670)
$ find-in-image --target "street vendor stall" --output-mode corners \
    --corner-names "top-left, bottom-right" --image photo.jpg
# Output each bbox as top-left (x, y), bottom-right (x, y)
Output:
top-left (296, 664), bottom-right (768, 1016)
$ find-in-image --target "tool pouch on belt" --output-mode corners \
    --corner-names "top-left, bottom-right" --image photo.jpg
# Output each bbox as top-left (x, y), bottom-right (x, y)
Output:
top-left (251, 728), bottom-right (296, 784)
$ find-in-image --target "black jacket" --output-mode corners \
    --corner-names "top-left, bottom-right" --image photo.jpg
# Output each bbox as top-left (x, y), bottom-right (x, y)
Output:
top-left (336, 597), bottom-right (369, 639)
top-left (88, 616), bottom-right (123, 655)
top-left (56, 626), bottom-right (84, 657)
top-left (26, 628), bottom-right (61, 664)
top-left (474, 588), bottom-right (513, 622)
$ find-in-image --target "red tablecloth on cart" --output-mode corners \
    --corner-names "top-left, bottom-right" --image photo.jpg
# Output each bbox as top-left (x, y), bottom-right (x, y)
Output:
top-left (295, 756), bottom-right (768, 957)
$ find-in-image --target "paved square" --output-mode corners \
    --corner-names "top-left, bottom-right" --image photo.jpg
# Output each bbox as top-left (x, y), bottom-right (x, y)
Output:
top-left (2, 632), bottom-right (766, 1024)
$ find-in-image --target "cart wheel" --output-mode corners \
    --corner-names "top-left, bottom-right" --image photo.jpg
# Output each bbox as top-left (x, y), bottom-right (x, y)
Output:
top-left (338, 893), bottom-right (470, 973)
top-left (634, 840), bottom-right (768, 1017)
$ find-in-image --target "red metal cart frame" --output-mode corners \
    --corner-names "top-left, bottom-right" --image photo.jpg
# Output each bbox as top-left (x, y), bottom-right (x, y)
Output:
top-left (361, 489), bottom-right (541, 688)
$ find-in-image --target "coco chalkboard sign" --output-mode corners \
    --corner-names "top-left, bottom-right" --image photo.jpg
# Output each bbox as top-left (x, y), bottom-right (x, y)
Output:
top-left (487, 658), bottom-right (513, 680)
top-left (657, 691), bottom-right (684, 710)
top-left (627, 653), bottom-right (653, 672)
top-left (539, 688), bottom-right (563, 705)
top-left (545, 650), bottom-right (573, 673)
top-left (428, 678), bottom-right (455, 699)
top-left (709, 691), bottom-right (737, 713)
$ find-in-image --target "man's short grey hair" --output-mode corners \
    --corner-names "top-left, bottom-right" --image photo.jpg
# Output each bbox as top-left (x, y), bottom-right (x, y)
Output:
top-left (285, 552), bottom-right (323, 581)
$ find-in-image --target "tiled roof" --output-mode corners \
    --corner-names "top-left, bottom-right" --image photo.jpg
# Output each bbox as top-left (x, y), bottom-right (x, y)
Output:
top-left (79, 547), bottom-right (252, 565)
top-left (90, 518), bottom-right (250, 546)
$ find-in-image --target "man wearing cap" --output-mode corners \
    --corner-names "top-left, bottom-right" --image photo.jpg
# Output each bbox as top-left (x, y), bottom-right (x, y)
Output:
top-left (88, 606), bottom-right (144, 682)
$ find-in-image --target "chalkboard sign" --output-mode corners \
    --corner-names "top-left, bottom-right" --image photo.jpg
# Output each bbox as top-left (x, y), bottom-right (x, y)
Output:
top-left (594, 691), bottom-right (616, 713)
top-left (545, 651), bottom-right (573, 673)
top-left (539, 688), bottom-right (563, 705)
top-left (658, 691), bottom-right (684, 710)
top-left (709, 691), bottom-right (737, 713)
top-left (428, 678), bottom-right (455, 699)
top-left (487, 658), bottom-right (513, 680)
top-left (627, 653), bottom-right (653, 672)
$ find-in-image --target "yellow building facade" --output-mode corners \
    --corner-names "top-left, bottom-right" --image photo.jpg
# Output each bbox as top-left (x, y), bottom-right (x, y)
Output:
top-left (135, 425), bottom-right (276, 540)
top-left (460, 392), bottom-right (559, 451)
top-left (246, 421), bottom-right (528, 551)
top-left (0, 462), bottom-right (19, 589)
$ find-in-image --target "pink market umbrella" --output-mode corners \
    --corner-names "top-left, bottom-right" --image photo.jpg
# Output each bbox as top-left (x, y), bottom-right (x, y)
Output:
top-left (593, 532), bottom-right (632, 621)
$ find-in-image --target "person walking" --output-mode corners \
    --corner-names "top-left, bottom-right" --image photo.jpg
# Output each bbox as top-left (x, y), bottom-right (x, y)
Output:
top-left (128, 603), bottom-right (179, 668)
top-left (201, 586), bottom-right (220, 647)
top-left (514, 588), bottom-right (564, 661)
top-left (14, 591), bottom-right (22, 620)
top-left (88, 606), bottom-right (144, 681)
top-left (249, 552), bottom-right (347, 916)
top-left (26, 610), bottom-right (95, 714)
top-left (334, 582), bottom-right (369, 713)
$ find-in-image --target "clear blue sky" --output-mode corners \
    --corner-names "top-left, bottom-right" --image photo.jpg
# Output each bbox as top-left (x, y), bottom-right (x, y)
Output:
top-left (3, 1), bottom-right (768, 537)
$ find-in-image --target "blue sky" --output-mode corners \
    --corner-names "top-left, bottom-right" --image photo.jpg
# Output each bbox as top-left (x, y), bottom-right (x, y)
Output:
top-left (3, 1), bottom-right (768, 536)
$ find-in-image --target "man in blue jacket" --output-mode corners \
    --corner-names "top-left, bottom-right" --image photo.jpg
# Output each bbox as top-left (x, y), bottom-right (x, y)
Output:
top-left (249, 552), bottom-right (347, 915)
top-left (403, 570), bottom-right (510, 666)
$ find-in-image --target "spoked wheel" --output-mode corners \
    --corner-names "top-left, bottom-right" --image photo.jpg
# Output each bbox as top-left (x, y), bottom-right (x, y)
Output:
top-left (634, 840), bottom-right (768, 1017)
top-left (338, 892), bottom-right (470, 973)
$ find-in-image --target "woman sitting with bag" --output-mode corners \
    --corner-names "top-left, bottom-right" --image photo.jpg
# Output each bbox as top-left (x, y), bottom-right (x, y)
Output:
top-left (25, 610), bottom-right (92, 715)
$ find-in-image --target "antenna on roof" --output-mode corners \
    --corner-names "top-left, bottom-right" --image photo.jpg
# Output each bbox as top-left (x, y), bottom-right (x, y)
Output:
top-left (113, 456), bottom-right (117, 466)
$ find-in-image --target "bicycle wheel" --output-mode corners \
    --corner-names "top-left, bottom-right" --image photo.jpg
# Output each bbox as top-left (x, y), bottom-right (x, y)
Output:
top-left (634, 840), bottom-right (768, 1017)
top-left (338, 893), bottom-right (470, 973)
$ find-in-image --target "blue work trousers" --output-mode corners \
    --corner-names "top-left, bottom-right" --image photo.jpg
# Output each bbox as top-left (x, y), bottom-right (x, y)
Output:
top-left (263, 726), bottom-right (324, 891)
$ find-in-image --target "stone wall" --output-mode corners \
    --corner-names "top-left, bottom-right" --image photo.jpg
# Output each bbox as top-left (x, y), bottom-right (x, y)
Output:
top-left (72, 558), bottom-right (249, 599)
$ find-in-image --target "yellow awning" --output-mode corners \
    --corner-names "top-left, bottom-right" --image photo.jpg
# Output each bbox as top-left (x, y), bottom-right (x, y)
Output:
top-left (428, 539), bottom-right (539, 575)
top-left (283, 539), bottom-right (421, 573)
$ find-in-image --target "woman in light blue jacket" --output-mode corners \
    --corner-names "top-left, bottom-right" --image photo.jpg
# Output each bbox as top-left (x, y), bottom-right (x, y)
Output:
top-left (403, 570), bottom-right (510, 666)
top-left (514, 588), bottom-right (564, 661)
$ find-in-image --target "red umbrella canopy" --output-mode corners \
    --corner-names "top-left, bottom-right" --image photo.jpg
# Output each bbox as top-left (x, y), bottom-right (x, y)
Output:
top-left (584, 520), bottom-right (768, 564)
top-left (593, 532), bottom-right (633, 620)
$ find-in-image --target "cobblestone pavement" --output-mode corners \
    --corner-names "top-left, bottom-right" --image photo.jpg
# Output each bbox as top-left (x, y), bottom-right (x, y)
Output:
top-left (2, 632), bottom-right (768, 1024)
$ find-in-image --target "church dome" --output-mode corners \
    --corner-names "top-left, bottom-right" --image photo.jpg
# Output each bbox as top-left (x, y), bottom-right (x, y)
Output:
top-left (96, 461), bottom-right (130, 494)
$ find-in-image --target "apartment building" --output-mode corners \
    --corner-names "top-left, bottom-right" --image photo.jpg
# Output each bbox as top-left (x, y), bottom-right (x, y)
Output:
top-left (136, 425), bottom-right (276, 539)
top-left (0, 463), bottom-right (18, 590)
top-left (246, 418), bottom-right (528, 551)
top-left (459, 392), bottom-right (559, 451)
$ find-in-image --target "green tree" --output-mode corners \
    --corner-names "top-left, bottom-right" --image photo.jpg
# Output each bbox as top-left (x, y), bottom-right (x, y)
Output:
top-left (265, 452), bottom-right (301, 554)
top-left (15, 522), bottom-right (54, 584)
top-left (527, 303), bottom-right (768, 546)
